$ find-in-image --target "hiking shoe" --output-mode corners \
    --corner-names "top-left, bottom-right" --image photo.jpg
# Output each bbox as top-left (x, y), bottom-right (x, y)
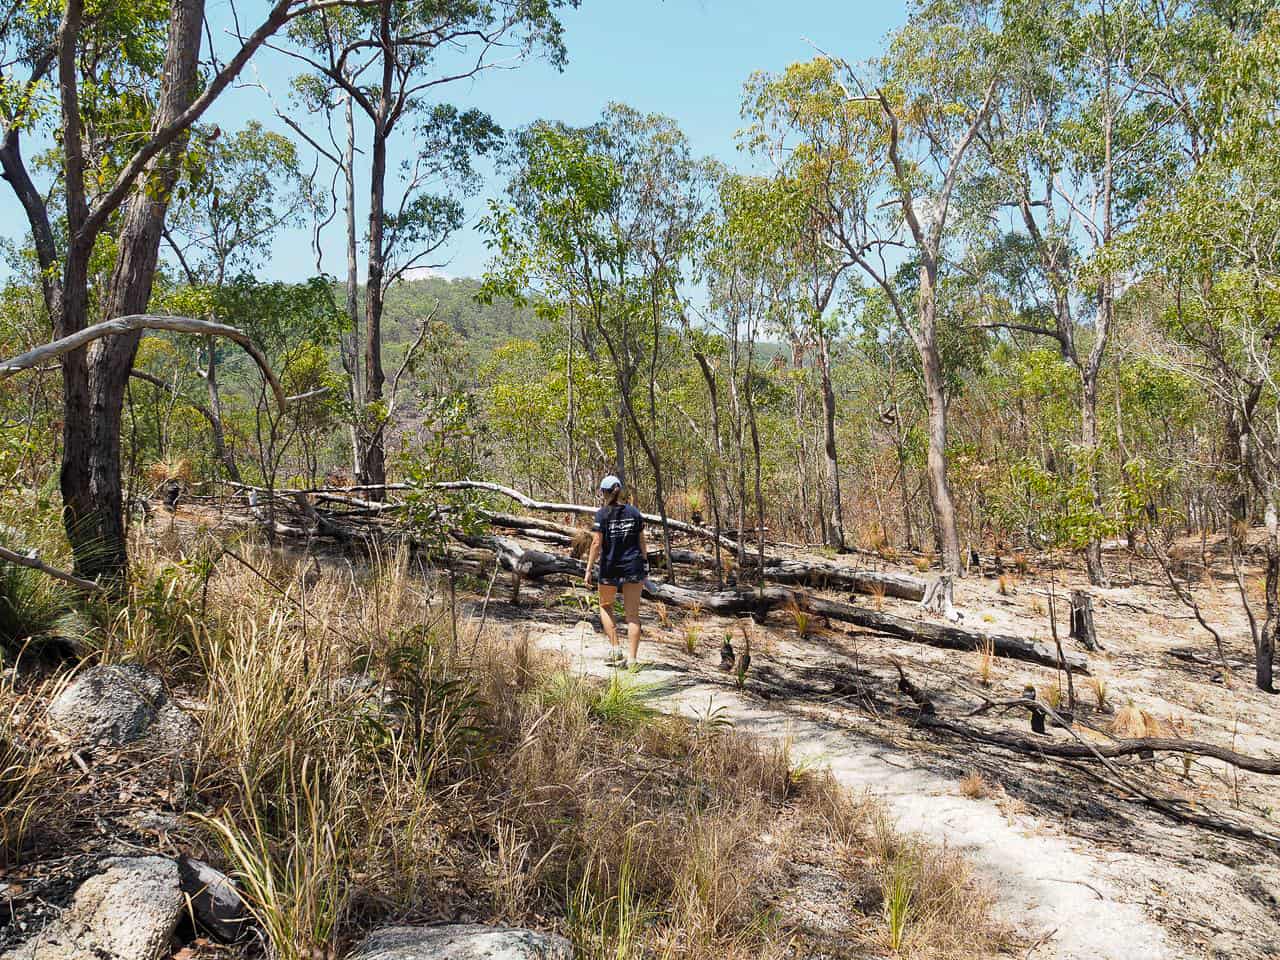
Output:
top-left (605, 647), bottom-right (626, 666)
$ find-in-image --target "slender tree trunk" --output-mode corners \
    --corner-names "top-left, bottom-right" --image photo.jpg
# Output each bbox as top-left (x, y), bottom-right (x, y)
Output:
top-left (565, 303), bottom-right (577, 502)
top-left (1260, 506), bottom-right (1280, 692)
top-left (362, 120), bottom-right (389, 498)
top-left (693, 348), bottom-right (725, 584)
top-left (791, 340), bottom-right (814, 538)
top-left (727, 314), bottom-right (747, 571)
top-left (745, 353), bottom-right (767, 588)
top-left (1081, 369), bottom-right (1108, 585)
top-left (1084, 4), bottom-right (1116, 587)
top-left (342, 91), bottom-right (363, 481)
top-left (612, 361), bottom-right (629, 480)
top-left (818, 334), bottom-right (846, 551)
top-left (62, 0), bottom-right (203, 581)
top-left (917, 262), bottom-right (962, 574)
top-left (203, 336), bottom-right (240, 481)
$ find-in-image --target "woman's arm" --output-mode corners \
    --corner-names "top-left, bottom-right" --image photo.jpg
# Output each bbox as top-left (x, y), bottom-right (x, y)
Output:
top-left (585, 531), bottom-right (603, 586)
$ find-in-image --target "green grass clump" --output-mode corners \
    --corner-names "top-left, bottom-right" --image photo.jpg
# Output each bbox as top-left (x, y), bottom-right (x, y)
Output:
top-left (0, 555), bottom-right (83, 656)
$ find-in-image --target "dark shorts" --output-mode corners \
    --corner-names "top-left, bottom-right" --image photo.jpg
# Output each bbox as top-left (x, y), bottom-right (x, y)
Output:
top-left (597, 565), bottom-right (646, 588)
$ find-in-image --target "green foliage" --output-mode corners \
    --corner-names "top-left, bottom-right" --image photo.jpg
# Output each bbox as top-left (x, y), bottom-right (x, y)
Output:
top-left (0, 556), bottom-right (82, 657)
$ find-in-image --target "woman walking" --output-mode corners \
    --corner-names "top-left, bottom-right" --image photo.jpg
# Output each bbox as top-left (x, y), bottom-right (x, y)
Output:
top-left (584, 475), bottom-right (648, 668)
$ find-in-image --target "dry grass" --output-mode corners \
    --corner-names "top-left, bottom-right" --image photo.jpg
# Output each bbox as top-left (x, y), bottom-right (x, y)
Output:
top-left (0, 704), bottom-right (57, 867)
top-left (783, 598), bottom-right (818, 639)
top-left (913, 555), bottom-right (933, 573)
top-left (959, 771), bottom-right (994, 800)
top-left (1090, 676), bottom-right (1110, 712)
top-left (975, 637), bottom-right (996, 687)
top-left (683, 623), bottom-right (700, 655)
top-left (1042, 681), bottom-right (1063, 710)
top-left (15, 535), bottom-right (1008, 960)
top-left (852, 814), bottom-right (1011, 958)
top-left (1111, 702), bottom-right (1166, 739)
top-left (144, 457), bottom-right (193, 485)
top-left (654, 601), bottom-right (671, 629)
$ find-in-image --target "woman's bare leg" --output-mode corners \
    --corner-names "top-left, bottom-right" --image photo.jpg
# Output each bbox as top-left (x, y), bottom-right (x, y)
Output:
top-left (598, 584), bottom-right (620, 649)
top-left (622, 581), bottom-right (642, 662)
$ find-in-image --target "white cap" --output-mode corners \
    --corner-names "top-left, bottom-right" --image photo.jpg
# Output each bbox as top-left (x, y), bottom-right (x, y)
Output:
top-left (599, 474), bottom-right (622, 492)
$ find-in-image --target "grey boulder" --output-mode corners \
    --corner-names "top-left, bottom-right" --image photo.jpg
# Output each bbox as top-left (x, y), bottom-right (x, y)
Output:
top-left (1, 856), bottom-right (183, 960)
top-left (177, 856), bottom-right (251, 942)
top-left (47, 664), bottom-right (196, 752)
top-left (348, 924), bottom-right (574, 960)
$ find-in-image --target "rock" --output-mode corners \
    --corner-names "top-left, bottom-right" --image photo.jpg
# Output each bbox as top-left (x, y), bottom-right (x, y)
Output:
top-left (1, 856), bottom-right (183, 960)
top-left (47, 664), bottom-right (197, 752)
top-left (176, 857), bottom-right (251, 943)
top-left (348, 924), bottom-right (574, 960)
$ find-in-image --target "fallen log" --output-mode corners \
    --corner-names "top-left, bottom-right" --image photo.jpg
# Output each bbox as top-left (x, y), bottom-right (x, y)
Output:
top-left (435, 480), bottom-right (743, 552)
top-left (481, 513), bottom-right (926, 601)
top-left (920, 713), bottom-right (1280, 775)
top-left (462, 534), bottom-right (1085, 672)
top-left (755, 558), bottom-right (925, 601)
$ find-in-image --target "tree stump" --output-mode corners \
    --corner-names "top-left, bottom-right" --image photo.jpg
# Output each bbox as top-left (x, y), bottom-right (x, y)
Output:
top-left (919, 574), bottom-right (961, 623)
top-left (1069, 590), bottom-right (1099, 651)
top-left (1023, 684), bottom-right (1046, 735)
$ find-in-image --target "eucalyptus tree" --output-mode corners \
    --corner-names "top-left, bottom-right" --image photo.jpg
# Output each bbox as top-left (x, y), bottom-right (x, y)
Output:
top-left (973, 0), bottom-right (1205, 584)
top-left (744, 10), bottom-right (1001, 573)
top-left (484, 105), bottom-right (710, 575)
top-left (161, 122), bottom-right (315, 481)
top-left (699, 174), bottom-right (800, 577)
top-left (282, 0), bottom-right (566, 498)
top-left (0, 0), bottom-right (370, 580)
top-left (1140, 10), bottom-right (1280, 690)
top-left (741, 68), bottom-right (861, 550)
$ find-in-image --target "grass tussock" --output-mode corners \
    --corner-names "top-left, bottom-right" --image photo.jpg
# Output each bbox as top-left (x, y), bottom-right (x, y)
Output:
top-left (976, 637), bottom-right (996, 687)
top-left (0, 553), bottom-right (85, 657)
top-left (1111, 702), bottom-right (1166, 739)
top-left (783, 598), bottom-right (818, 639)
top-left (23, 535), bottom-right (1008, 960)
top-left (959, 771), bottom-right (995, 800)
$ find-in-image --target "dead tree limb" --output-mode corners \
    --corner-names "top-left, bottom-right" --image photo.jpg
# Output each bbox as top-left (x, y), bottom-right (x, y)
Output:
top-left (0, 544), bottom-right (104, 593)
top-left (433, 480), bottom-right (742, 551)
top-left (476, 504), bottom-right (927, 600)
top-left (0, 314), bottom-right (289, 409)
top-left (460, 534), bottom-right (1083, 671)
top-left (918, 713), bottom-right (1280, 775)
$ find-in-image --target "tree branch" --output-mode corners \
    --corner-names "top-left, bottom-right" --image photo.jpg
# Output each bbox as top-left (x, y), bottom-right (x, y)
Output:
top-left (0, 315), bottom-right (288, 409)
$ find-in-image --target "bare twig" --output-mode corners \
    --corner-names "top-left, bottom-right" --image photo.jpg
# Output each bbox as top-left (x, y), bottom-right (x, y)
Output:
top-left (0, 543), bottom-right (103, 593)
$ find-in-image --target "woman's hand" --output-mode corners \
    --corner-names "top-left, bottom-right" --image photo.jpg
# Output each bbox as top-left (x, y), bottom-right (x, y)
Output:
top-left (584, 569), bottom-right (593, 588)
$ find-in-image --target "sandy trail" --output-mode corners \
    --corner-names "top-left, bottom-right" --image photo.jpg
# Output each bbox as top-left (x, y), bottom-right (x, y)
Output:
top-left (531, 619), bottom-right (1191, 960)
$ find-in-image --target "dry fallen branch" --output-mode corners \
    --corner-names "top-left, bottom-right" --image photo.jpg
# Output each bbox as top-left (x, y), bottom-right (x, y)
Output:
top-left (894, 665), bottom-right (1280, 846)
top-left (460, 533), bottom-right (1083, 671)
top-left (432, 479), bottom-right (743, 551)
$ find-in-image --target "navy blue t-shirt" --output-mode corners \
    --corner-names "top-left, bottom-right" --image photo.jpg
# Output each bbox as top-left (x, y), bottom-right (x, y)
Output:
top-left (592, 503), bottom-right (645, 577)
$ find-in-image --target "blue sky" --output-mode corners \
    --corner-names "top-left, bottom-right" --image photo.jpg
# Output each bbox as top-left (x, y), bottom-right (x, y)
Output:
top-left (1, 1), bottom-right (908, 284)
top-left (238, 0), bottom-right (909, 282)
